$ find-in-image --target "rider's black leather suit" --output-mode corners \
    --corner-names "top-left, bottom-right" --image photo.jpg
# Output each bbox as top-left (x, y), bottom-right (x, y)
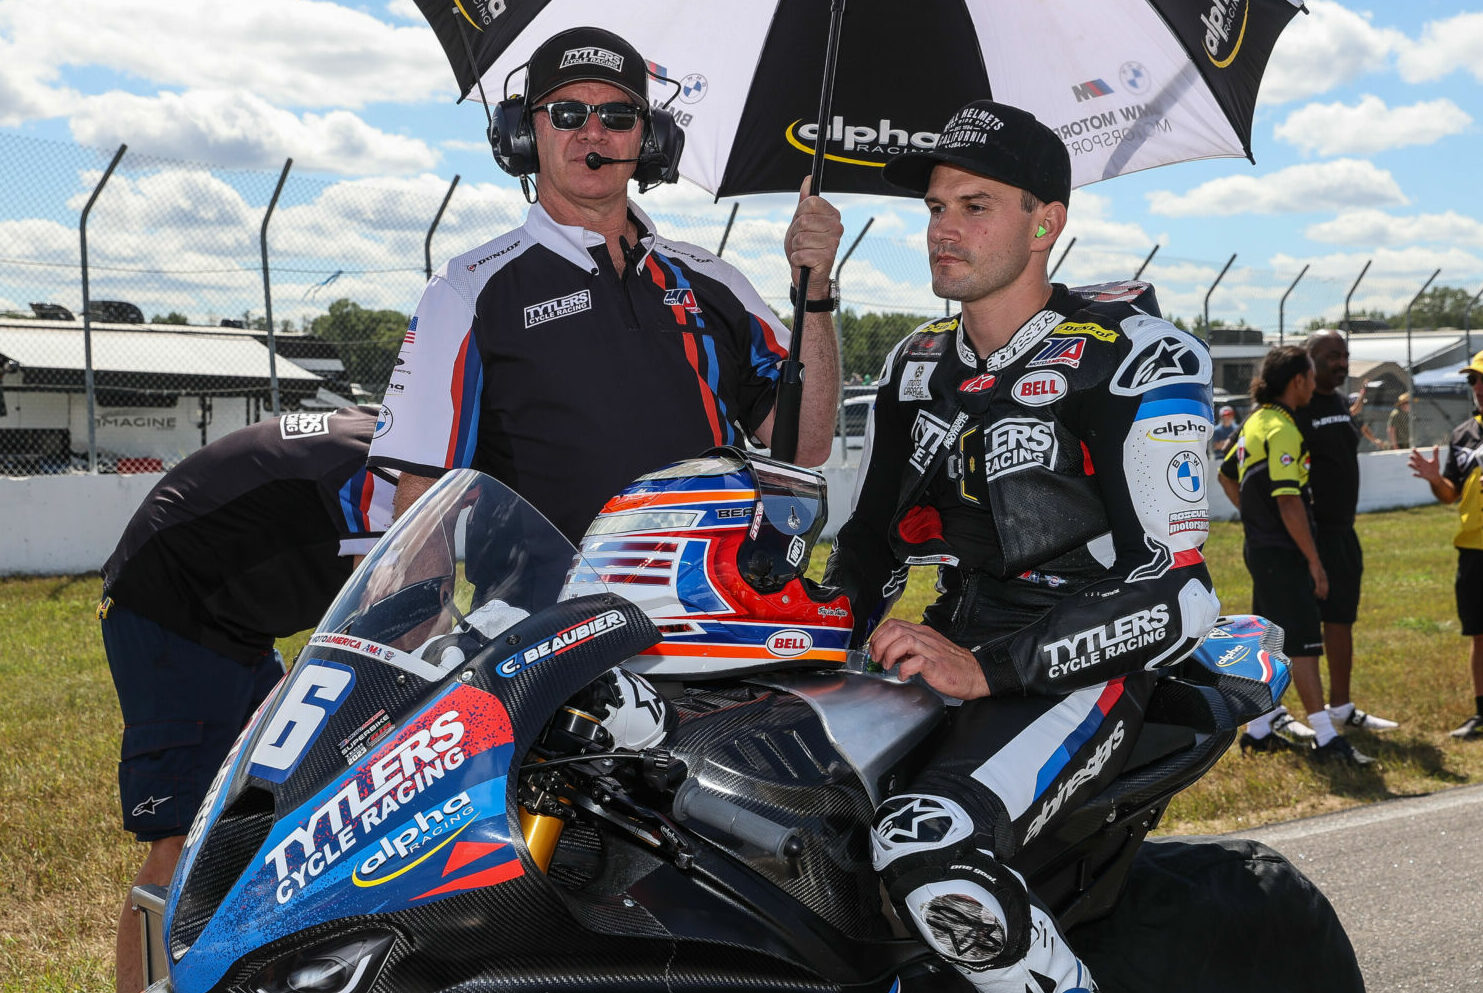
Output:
top-left (825, 281), bottom-right (1219, 991)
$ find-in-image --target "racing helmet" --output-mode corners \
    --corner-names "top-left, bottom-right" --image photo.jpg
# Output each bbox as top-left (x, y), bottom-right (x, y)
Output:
top-left (564, 447), bottom-right (852, 678)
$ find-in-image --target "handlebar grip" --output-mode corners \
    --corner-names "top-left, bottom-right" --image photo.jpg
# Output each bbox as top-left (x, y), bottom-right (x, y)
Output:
top-left (672, 778), bottom-right (803, 859)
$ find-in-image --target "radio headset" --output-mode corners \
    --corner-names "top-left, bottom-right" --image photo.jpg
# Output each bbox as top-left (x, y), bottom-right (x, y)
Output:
top-left (450, 17), bottom-right (683, 201)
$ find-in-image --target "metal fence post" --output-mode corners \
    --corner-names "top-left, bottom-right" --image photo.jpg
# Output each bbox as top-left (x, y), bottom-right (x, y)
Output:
top-left (1462, 284), bottom-right (1483, 358)
top-left (260, 158), bottom-right (292, 417)
top-left (1049, 236), bottom-right (1076, 280)
top-left (425, 175), bottom-right (460, 281)
top-left (1278, 264), bottom-right (1309, 345)
top-left (716, 203), bottom-right (739, 257)
top-left (1343, 259), bottom-right (1371, 342)
top-left (79, 143), bottom-right (126, 473)
top-left (1133, 244), bottom-right (1159, 280)
top-left (1404, 268), bottom-right (1441, 372)
top-left (1203, 254), bottom-right (1236, 336)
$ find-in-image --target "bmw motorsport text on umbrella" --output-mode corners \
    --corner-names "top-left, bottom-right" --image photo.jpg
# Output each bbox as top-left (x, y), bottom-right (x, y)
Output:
top-left (418, 0), bottom-right (1306, 198)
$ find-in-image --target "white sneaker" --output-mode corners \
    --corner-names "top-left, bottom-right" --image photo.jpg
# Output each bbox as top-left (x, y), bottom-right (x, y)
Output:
top-left (1330, 705), bottom-right (1399, 732)
top-left (1271, 706), bottom-right (1317, 743)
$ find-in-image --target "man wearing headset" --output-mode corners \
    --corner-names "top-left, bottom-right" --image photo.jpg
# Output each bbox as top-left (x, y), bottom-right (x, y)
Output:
top-left (369, 26), bottom-right (842, 543)
top-left (826, 100), bottom-right (1219, 992)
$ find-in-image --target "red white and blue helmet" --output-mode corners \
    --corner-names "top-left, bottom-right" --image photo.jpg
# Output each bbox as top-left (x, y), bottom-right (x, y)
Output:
top-left (565, 447), bottom-right (853, 678)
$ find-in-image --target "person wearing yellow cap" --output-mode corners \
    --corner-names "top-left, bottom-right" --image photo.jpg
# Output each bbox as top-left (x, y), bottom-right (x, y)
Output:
top-left (1408, 350), bottom-right (1483, 738)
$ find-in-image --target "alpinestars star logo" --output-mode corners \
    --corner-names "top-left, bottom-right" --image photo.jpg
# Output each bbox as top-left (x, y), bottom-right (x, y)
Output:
top-left (133, 795), bottom-right (171, 817)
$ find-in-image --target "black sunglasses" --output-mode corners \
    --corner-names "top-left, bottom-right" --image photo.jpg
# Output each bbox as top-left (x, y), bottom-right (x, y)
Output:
top-left (536, 100), bottom-right (644, 132)
top-left (1468, 373), bottom-right (1482, 385)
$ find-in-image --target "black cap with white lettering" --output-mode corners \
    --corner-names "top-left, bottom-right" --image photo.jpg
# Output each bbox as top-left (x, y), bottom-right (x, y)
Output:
top-left (525, 26), bottom-right (648, 104)
top-left (883, 99), bottom-right (1072, 207)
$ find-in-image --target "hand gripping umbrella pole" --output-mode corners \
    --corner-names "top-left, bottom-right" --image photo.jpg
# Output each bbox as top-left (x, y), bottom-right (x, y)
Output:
top-left (770, 0), bottom-right (848, 464)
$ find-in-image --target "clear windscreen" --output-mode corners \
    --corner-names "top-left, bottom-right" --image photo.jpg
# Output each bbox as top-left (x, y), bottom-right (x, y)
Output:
top-left (315, 469), bottom-right (606, 664)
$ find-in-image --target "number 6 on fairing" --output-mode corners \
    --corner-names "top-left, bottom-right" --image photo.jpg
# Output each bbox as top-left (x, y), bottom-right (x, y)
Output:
top-left (248, 660), bottom-right (357, 783)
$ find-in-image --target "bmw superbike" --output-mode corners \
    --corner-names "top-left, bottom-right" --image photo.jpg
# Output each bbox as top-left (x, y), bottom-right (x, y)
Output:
top-left (143, 450), bottom-right (1290, 992)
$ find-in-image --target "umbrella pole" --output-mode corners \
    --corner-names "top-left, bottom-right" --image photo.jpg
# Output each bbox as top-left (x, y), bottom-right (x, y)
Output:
top-left (771, 0), bottom-right (848, 464)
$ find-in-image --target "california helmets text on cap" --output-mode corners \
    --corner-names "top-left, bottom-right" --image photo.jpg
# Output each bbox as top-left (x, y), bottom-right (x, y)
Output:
top-left (882, 99), bottom-right (1071, 206)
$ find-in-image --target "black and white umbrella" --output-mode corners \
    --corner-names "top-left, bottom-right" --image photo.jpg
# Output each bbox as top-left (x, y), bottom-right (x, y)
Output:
top-left (418, 0), bottom-right (1306, 198)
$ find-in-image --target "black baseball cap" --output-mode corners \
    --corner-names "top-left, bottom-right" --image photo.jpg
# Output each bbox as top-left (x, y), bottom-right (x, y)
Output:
top-left (883, 99), bottom-right (1071, 207)
top-left (525, 26), bottom-right (648, 105)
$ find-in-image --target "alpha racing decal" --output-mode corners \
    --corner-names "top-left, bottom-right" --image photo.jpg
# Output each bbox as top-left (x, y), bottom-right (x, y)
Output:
top-left (1145, 417), bottom-right (1210, 443)
top-left (497, 609), bottom-right (628, 677)
top-left (1043, 605), bottom-right (1170, 679)
top-left (524, 290), bottom-right (593, 328)
top-left (352, 791), bottom-right (475, 886)
top-left (983, 418), bottom-right (1059, 480)
top-left (1024, 720), bottom-right (1126, 842)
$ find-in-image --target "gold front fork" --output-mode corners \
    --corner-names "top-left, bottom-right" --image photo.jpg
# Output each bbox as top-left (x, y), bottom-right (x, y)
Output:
top-left (520, 805), bottom-right (565, 872)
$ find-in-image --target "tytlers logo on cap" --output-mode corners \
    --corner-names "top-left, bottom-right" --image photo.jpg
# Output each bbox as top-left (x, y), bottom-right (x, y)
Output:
top-left (559, 47), bottom-right (624, 72)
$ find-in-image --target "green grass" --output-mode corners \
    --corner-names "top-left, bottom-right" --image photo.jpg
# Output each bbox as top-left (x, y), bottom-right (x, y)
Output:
top-left (3, 503), bottom-right (1481, 989)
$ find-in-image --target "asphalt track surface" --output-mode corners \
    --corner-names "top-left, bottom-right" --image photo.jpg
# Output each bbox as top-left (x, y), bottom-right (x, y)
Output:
top-left (1242, 783), bottom-right (1483, 991)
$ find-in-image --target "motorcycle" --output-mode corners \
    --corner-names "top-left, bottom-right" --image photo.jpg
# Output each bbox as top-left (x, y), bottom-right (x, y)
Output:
top-left (139, 449), bottom-right (1290, 992)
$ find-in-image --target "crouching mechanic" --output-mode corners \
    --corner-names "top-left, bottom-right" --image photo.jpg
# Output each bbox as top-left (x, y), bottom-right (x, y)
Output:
top-left (824, 100), bottom-right (1219, 992)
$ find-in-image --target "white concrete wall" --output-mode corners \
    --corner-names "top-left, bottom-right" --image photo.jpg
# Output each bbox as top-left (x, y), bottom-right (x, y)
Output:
top-left (1, 471), bottom-right (162, 576)
top-left (0, 449), bottom-right (1440, 576)
top-left (1208, 449), bottom-right (1431, 521)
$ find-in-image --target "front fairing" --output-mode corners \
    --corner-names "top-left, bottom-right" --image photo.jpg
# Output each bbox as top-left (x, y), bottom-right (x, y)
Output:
top-left (164, 470), bottom-right (661, 993)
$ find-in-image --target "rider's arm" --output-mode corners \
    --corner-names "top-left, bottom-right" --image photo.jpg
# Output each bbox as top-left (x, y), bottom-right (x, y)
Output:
top-left (825, 354), bottom-right (913, 644)
top-left (974, 325), bottom-right (1220, 697)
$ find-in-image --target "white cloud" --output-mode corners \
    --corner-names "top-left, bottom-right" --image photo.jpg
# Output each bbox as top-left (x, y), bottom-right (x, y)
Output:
top-left (0, 40), bottom-right (77, 127)
top-left (0, 0), bottom-right (452, 111)
top-left (1304, 209), bottom-right (1483, 248)
top-left (1274, 95), bottom-right (1472, 157)
top-left (384, 0), bottom-right (422, 21)
top-left (67, 89), bottom-right (439, 175)
top-left (1396, 12), bottom-right (1483, 84)
top-left (1259, 1), bottom-right (1406, 106)
top-left (1146, 159), bottom-right (1407, 217)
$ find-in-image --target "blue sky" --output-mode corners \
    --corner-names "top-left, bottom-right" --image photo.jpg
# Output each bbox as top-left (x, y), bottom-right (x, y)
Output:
top-left (1, 1), bottom-right (1479, 332)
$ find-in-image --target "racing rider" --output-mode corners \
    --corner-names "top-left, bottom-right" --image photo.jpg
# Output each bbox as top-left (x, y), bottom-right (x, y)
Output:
top-left (368, 25), bottom-right (842, 543)
top-left (825, 100), bottom-right (1219, 992)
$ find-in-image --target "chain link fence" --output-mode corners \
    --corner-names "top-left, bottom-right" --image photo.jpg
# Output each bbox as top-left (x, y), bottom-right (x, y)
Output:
top-left (3, 132), bottom-right (1479, 475)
